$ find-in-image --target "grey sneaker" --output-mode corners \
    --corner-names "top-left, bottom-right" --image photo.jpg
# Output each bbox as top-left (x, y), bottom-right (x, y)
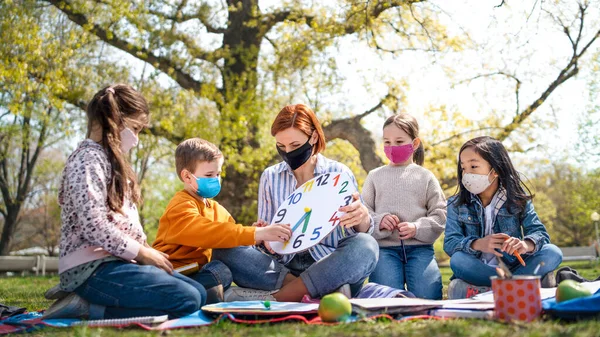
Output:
top-left (335, 284), bottom-right (352, 298)
top-left (205, 285), bottom-right (224, 304)
top-left (541, 272), bottom-right (557, 288)
top-left (447, 279), bottom-right (491, 299)
top-left (44, 284), bottom-right (69, 300)
top-left (42, 293), bottom-right (89, 319)
top-left (223, 286), bottom-right (277, 302)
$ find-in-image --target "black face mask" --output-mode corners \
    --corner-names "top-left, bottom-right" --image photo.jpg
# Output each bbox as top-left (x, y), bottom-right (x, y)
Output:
top-left (277, 139), bottom-right (314, 171)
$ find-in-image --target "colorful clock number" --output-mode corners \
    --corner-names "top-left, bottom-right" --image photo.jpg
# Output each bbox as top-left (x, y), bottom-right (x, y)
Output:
top-left (287, 192), bottom-right (302, 205)
top-left (274, 208), bottom-right (287, 223)
top-left (329, 211), bottom-right (340, 227)
top-left (332, 174), bottom-right (340, 186)
top-left (341, 195), bottom-right (352, 207)
top-left (293, 234), bottom-right (305, 249)
top-left (315, 173), bottom-right (330, 186)
top-left (311, 227), bottom-right (322, 241)
top-left (338, 181), bottom-right (349, 194)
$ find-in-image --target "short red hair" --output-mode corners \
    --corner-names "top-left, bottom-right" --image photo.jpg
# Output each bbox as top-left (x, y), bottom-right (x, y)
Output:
top-left (271, 104), bottom-right (326, 154)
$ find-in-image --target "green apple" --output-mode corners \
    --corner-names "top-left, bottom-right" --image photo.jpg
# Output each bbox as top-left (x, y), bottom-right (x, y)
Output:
top-left (318, 292), bottom-right (352, 322)
top-left (556, 280), bottom-right (592, 303)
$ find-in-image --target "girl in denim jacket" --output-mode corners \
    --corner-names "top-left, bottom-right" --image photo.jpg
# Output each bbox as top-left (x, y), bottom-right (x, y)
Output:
top-left (444, 136), bottom-right (562, 298)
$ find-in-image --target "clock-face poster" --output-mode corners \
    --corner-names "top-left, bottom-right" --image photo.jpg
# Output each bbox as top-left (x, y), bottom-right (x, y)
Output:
top-left (268, 172), bottom-right (357, 255)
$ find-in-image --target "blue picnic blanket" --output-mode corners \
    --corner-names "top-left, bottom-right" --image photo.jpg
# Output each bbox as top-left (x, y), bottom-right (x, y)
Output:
top-left (542, 289), bottom-right (600, 320)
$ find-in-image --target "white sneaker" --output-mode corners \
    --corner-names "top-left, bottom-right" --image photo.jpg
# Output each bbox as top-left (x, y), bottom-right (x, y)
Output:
top-left (223, 286), bottom-right (277, 302)
top-left (42, 293), bottom-right (89, 319)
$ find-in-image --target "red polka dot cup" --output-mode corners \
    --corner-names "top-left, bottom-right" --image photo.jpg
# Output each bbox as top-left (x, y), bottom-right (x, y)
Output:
top-left (491, 276), bottom-right (542, 322)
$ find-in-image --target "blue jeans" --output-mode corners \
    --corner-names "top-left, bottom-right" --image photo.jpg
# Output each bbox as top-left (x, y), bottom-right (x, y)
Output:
top-left (187, 260), bottom-right (233, 290)
top-left (449, 244), bottom-right (563, 286)
top-left (75, 260), bottom-right (227, 319)
top-left (212, 233), bottom-right (379, 298)
top-left (369, 245), bottom-right (442, 300)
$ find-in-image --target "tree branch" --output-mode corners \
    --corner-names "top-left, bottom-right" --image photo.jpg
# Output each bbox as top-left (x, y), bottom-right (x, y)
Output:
top-left (323, 95), bottom-right (395, 172)
top-left (16, 115), bottom-right (30, 202)
top-left (455, 71), bottom-right (522, 116)
top-left (262, 9), bottom-right (314, 33)
top-left (429, 127), bottom-right (505, 147)
top-left (147, 5), bottom-right (228, 34)
top-left (18, 107), bottom-right (51, 202)
top-left (45, 0), bottom-right (215, 93)
top-left (0, 155), bottom-right (10, 207)
top-left (146, 126), bottom-right (184, 145)
top-left (496, 6), bottom-right (600, 140)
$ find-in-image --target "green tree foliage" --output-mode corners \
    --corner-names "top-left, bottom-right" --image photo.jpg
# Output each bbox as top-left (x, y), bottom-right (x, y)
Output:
top-left (39, 0), bottom-right (599, 226)
top-left (0, 0), bottom-right (130, 254)
top-left (531, 165), bottom-right (600, 246)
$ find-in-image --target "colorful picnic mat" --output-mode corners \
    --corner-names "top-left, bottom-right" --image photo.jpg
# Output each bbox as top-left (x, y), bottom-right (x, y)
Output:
top-left (0, 301), bottom-right (441, 335)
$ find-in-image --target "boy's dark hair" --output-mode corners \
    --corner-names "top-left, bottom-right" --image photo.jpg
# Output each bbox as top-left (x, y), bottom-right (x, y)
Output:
top-left (86, 84), bottom-right (149, 212)
top-left (383, 114), bottom-right (425, 166)
top-left (175, 138), bottom-right (223, 181)
top-left (454, 136), bottom-right (533, 212)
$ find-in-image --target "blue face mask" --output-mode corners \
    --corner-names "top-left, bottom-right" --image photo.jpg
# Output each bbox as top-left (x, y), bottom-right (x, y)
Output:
top-left (191, 174), bottom-right (221, 198)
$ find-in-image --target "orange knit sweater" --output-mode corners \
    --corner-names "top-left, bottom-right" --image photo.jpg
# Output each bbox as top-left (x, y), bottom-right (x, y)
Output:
top-left (152, 190), bottom-right (256, 268)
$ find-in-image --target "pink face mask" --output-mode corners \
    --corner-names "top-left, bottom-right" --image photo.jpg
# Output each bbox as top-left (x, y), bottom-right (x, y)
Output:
top-left (120, 127), bottom-right (139, 153)
top-left (384, 143), bottom-right (414, 164)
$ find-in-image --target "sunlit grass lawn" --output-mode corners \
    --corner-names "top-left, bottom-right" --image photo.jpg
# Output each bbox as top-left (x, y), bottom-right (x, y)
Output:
top-left (1, 262), bottom-right (598, 337)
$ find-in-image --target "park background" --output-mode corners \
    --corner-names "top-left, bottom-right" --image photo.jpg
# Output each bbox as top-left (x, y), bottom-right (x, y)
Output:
top-left (1, 0), bottom-right (600, 262)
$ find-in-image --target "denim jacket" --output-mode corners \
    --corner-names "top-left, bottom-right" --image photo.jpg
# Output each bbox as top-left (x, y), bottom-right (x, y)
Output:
top-left (443, 194), bottom-right (550, 260)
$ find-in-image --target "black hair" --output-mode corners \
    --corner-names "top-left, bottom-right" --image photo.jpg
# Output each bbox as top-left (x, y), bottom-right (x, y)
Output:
top-left (453, 136), bottom-right (533, 213)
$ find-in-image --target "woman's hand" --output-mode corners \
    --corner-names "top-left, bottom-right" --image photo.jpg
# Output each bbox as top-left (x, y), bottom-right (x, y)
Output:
top-left (339, 192), bottom-right (371, 231)
top-left (135, 246), bottom-right (174, 274)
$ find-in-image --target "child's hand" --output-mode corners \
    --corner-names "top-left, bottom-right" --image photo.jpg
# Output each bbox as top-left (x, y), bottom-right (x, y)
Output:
top-left (472, 233), bottom-right (509, 256)
top-left (380, 215), bottom-right (397, 231)
top-left (255, 224), bottom-right (292, 243)
top-left (397, 222), bottom-right (416, 240)
top-left (136, 246), bottom-right (174, 274)
top-left (501, 236), bottom-right (531, 255)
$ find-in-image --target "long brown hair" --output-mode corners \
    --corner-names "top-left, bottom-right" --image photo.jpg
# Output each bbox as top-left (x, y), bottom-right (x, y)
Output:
top-left (86, 84), bottom-right (149, 212)
top-left (271, 104), bottom-right (326, 154)
top-left (383, 114), bottom-right (425, 165)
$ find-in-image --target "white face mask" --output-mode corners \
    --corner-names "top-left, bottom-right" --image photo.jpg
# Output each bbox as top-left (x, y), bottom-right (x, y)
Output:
top-left (462, 169), bottom-right (497, 195)
top-left (120, 127), bottom-right (139, 153)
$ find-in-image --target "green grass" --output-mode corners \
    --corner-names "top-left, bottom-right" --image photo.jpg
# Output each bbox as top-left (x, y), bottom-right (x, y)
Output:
top-left (1, 262), bottom-right (599, 337)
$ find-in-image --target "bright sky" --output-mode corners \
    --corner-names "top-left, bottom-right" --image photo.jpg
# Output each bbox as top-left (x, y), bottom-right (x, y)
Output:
top-left (316, 0), bottom-right (599, 172)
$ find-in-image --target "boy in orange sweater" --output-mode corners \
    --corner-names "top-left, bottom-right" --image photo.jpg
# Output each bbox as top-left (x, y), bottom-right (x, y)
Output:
top-left (153, 138), bottom-right (292, 303)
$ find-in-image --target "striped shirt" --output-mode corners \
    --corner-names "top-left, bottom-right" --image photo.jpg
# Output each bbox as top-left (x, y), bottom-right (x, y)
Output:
top-left (257, 154), bottom-right (374, 264)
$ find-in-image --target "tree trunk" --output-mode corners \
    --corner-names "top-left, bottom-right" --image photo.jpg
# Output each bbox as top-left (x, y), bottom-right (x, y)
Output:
top-left (0, 206), bottom-right (20, 255)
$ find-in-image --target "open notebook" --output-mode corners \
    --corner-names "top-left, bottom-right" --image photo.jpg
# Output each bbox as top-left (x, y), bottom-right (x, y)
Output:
top-left (70, 315), bottom-right (169, 327)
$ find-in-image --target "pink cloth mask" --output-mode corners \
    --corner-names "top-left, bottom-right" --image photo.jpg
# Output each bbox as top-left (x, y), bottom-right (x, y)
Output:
top-left (120, 127), bottom-right (139, 153)
top-left (384, 143), bottom-right (414, 164)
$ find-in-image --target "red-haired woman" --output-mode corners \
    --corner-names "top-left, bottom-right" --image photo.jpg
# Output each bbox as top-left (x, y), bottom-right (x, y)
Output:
top-left (213, 104), bottom-right (378, 301)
